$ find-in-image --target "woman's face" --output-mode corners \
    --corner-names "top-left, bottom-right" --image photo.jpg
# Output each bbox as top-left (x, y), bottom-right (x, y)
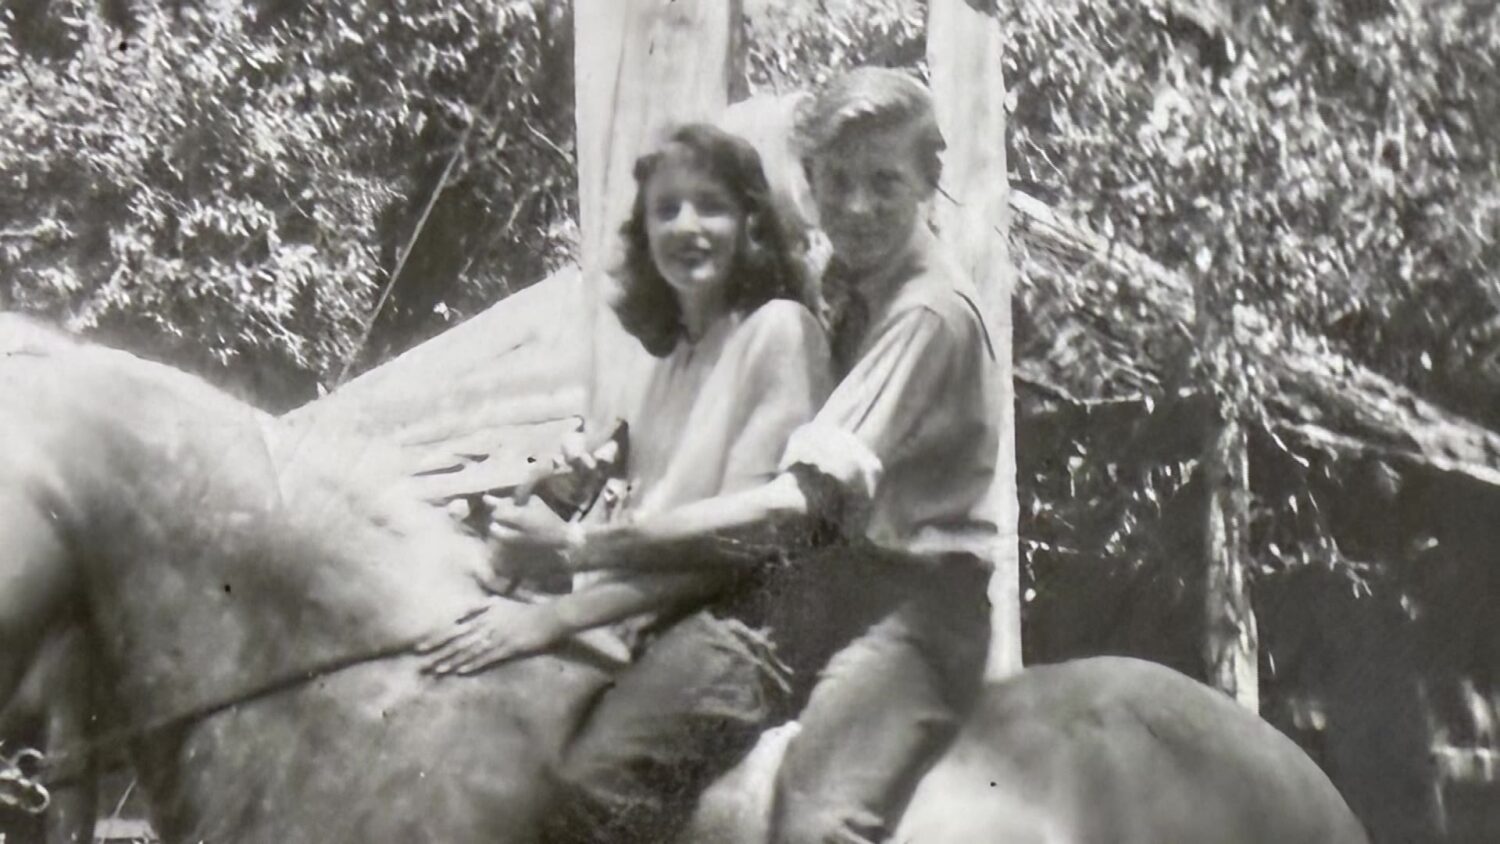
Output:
top-left (644, 151), bottom-right (746, 298)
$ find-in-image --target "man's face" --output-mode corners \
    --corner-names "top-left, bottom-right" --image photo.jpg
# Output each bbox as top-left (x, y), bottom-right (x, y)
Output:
top-left (806, 122), bottom-right (933, 276)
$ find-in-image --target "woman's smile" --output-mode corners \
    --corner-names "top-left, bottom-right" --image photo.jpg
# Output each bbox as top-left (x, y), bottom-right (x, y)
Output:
top-left (644, 150), bottom-right (746, 296)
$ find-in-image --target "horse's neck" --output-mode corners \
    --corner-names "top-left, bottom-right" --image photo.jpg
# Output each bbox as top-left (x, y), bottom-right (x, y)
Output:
top-left (56, 360), bottom-right (485, 726)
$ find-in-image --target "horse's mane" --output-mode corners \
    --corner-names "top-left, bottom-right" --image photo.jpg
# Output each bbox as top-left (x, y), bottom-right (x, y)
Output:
top-left (0, 312), bottom-right (462, 556)
top-left (1, 312), bottom-right (271, 427)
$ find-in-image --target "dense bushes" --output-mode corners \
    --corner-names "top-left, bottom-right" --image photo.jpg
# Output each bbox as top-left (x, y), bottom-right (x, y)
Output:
top-left (0, 0), bottom-right (573, 406)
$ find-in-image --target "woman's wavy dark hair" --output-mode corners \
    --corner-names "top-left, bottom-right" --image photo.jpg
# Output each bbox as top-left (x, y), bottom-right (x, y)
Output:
top-left (611, 123), bottom-right (810, 356)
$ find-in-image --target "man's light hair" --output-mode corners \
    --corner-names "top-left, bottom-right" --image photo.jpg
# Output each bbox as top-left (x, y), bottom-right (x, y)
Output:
top-left (793, 67), bottom-right (946, 189)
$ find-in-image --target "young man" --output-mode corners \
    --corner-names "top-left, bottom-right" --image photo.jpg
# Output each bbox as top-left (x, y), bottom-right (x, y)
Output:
top-left (759, 66), bottom-right (999, 843)
top-left (492, 67), bottom-right (1001, 843)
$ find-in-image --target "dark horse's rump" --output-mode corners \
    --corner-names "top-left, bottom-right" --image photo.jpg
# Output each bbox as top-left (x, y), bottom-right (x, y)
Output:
top-left (0, 318), bottom-right (614, 842)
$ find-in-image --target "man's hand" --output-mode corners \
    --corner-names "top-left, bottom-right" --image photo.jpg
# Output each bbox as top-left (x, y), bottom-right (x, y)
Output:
top-left (482, 494), bottom-right (588, 582)
top-left (488, 495), bottom-right (584, 550)
top-left (416, 599), bottom-right (569, 676)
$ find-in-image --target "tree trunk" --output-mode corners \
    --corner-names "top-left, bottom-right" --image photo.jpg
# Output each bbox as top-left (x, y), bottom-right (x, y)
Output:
top-left (926, 0), bottom-right (1023, 680)
top-left (1195, 265), bottom-right (1259, 712)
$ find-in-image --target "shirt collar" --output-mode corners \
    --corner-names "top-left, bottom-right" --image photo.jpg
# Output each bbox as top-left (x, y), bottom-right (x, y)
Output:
top-left (827, 227), bottom-right (933, 312)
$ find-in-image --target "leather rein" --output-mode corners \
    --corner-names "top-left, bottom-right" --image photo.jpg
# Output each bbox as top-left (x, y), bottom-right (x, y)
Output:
top-left (0, 634), bottom-right (424, 815)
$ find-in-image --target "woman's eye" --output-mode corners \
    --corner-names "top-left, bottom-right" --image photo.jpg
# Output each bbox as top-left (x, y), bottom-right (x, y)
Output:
top-left (696, 198), bottom-right (733, 216)
top-left (651, 200), bottom-right (679, 220)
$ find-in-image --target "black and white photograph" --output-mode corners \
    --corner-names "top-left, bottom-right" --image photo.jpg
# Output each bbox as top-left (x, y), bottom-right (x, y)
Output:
top-left (1, 0), bottom-right (1496, 841)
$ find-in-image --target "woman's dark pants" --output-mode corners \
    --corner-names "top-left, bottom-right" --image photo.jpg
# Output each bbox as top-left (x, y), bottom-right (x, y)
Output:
top-left (542, 609), bottom-right (789, 843)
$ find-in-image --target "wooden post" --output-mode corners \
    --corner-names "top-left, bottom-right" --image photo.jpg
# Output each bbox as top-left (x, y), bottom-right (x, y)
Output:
top-left (573, 0), bottom-right (744, 429)
top-left (1195, 256), bottom-right (1260, 712)
top-left (927, 0), bottom-right (1023, 679)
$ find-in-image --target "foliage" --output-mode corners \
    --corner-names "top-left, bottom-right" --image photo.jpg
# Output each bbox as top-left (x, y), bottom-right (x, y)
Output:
top-left (996, 0), bottom-right (1500, 674)
top-left (748, 0), bottom-right (1500, 618)
top-left (1003, 0), bottom-right (1500, 424)
top-left (0, 0), bottom-right (934, 405)
top-left (0, 0), bottom-right (573, 406)
top-left (6, 0), bottom-right (1496, 598)
top-left (746, 0), bottom-right (925, 92)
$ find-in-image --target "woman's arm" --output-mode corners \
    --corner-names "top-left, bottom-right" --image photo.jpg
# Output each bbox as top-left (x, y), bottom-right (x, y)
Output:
top-left (488, 458), bottom-right (843, 577)
top-left (419, 570), bottom-right (734, 676)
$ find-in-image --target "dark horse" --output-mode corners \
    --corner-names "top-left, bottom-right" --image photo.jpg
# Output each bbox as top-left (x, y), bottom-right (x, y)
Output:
top-left (1, 315), bottom-right (1367, 842)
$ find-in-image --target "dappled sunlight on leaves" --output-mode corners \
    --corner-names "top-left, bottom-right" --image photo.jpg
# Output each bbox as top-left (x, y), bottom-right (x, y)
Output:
top-left (0, 0), bottom-right (574, 406)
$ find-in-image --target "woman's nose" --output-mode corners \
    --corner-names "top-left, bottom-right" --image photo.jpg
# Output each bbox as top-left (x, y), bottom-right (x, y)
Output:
top-left (669, 201), bottom-right (704, 233)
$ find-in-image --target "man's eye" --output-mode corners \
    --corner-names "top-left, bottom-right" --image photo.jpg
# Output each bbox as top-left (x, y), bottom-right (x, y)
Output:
top-left (652, 200), bottom-right (679, 219)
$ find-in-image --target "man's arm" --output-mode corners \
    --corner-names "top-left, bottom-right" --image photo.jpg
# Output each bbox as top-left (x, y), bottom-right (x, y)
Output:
top-left (570, 306), bottom-right (970, 575)
top-left (573, 471), bottom-right (821, 573)
top-left (548, 570), bottom-right (735, 632)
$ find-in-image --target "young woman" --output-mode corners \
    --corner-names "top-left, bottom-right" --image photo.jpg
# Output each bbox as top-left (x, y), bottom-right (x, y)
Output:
top-left (418, 123), bottom-right (833, 842)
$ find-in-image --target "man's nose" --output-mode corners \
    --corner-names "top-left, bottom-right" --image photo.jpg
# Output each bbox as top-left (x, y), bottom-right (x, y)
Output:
top-left (843, 183), bottom-right (875, 216)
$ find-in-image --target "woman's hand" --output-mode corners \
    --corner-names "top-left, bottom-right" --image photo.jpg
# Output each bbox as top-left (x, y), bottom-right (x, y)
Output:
top-left (514, 428), bottom-right (623, 512)
top-left (416, 599), bottom-right (570, 676)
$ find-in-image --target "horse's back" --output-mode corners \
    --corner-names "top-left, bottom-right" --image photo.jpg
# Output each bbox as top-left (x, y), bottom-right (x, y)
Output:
top-left (898, 656), bottom-right (1368, 843)
top-left (690, 656), bottom-right (1367, 843)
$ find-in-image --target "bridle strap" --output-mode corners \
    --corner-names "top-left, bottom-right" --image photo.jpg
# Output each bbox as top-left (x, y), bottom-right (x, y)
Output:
top-left (30, 618), bottom-right (627, 791)
top-left (11, 588), bottom-right (630, 807)
top-left (33, 635), bottom-right (423, 792)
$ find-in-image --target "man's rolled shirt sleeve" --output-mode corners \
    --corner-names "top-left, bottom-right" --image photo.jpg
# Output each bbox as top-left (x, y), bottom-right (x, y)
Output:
top-left (779, 307), bottom-right (966, 517)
